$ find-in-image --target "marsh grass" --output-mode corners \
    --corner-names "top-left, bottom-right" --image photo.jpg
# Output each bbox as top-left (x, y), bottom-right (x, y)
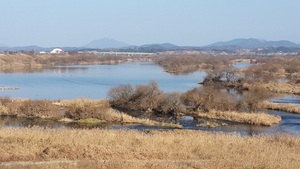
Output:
top-left (197, 110), bottom-right (281, 126)
top-left (262, 101), bottom-right (300, 114)
top-left (0, 127), bottom-right (299, 169)
top-left (0, 98), bottom-right (181, 128)
top-left (244, 82), bottom-right (300, 95)
top-left (0, 99), bottom-right (61, 119)
top-left (1, 98), bottom-right (282, 127)
top-left (77, 118), bottom-right (105, 124)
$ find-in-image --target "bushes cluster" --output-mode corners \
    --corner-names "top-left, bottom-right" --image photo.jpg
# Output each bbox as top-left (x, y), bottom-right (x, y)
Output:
top-left (245, 56), bottom-right (300, 82)
top-left (153, 55), bottom-right (236, 73)
top-left (0, 99), bottom-right (61, 119)
top-left (63, 99), bottom-right (112, 120)
top-left (108, 81), bottom-right (272, 117)
top-left (0, 98), bottom-right (120, 121)
top-left (108, 81), bottom-right (185, 117)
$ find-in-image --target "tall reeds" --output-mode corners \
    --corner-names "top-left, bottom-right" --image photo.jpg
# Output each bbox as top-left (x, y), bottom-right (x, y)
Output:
top-left (0, 127), bottom-right (299, 169)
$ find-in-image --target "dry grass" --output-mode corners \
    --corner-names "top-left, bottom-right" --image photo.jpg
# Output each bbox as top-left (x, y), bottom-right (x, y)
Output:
top-left (57, 99), bottom-right (181, 128)
top-left (244, 82), bottom-right (300, 95)
top-left (196, 110), bottom-right (281, 126)
top-left (0, 99), bottom-right (61, 119)
top-left (262, 101), bottom-right (300, 114)
top-left (0, 98), bottom-right (181, 128)
top-left (0, 127), bottom-right (299, 169)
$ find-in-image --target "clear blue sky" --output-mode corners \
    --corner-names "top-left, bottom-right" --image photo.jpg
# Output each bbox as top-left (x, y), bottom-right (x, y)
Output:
top-left (1, 0), bottom-right (300, 47)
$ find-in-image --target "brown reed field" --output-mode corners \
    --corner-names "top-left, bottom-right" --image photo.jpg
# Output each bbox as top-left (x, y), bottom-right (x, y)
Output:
top-left (262, 101), bottom-right (300, 114)
top-left (196, 110), bottom-right (281, 126)
top-left (244, 82), bottom-right (300, 95)
top-left (0, 127), bottom-right (299, 169)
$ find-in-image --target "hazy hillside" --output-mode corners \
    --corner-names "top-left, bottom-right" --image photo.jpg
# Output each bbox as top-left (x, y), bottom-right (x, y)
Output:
top-left (208, 38), bottom-right (300, 48)
top-left (83, 38), bottom-right (130, 49)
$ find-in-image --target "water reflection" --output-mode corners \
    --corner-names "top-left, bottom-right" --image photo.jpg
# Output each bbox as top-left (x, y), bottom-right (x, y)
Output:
top-left (44, 66), bottom-right (89, 74)
top-left (270, 95), bottom-right (300, 104)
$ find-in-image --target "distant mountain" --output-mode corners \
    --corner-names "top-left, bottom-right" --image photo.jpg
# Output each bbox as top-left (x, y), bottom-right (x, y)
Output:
top-left (83, 38), bottom-right (130, 49)
top-left (119, 43), bottom-right (181, 53)
top-left (207, 38), bottom-right (300, 48)
top-left (140, 43), bottom-right (179, 49)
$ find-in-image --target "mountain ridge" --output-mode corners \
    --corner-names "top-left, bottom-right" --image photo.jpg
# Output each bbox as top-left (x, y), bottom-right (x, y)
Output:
top-left (207, 38), bottom-right (300, 48)
top-left (83, 38), bottom-right (130, 49)
top-left (0, 38), bottom-right (300, 52)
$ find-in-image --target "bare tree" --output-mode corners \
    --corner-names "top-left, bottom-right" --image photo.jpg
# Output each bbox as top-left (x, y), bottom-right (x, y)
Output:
top-left (107, 84), bottom-right (134, 108)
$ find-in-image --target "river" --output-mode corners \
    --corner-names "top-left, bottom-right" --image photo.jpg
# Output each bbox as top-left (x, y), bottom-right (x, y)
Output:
top-left (0, 62), bottom-right (206, 99)
top-left (0, 61), bottom-right (299, 135)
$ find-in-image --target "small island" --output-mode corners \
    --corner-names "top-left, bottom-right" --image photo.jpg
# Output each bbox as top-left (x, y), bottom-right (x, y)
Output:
top-left (0, 86), bottom-right (18, 90)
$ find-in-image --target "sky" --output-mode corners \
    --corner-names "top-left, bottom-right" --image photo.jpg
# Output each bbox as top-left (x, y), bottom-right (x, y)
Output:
top-left (1, 0), bottom-right (300, 47)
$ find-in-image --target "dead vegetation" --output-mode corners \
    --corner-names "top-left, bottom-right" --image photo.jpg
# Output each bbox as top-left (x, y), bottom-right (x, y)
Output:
top-left (108, 82), bottom-right (281, 125)
top-left (0, 98), bottom-right (180, 128)
top-left (243, 82), bottom-right (300, 95)
top-left (198, 55), bottom-right (300, 95)
top-left (0, 98), bottom-right (61, 119)
top-left (153, 54), bottom-right (237, 73)
top-left (0, 127), bottom-right (299, 169)
top-left (261, 101), bottom-right (300, 114)
top-left (108, 81), bottom-right (185, 117)
top-left (196, 110), bottom-right (281, 126)
top-left (245, 56), bottom-right (300, 82)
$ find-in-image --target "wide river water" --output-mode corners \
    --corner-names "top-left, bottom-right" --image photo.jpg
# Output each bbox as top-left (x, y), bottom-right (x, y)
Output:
top-left (0, 62), bottom-right (206, 100)
top-left (0, 61), bottom-right (300, 135)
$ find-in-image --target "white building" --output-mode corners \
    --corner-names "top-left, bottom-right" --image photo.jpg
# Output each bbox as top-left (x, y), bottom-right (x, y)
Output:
top-left (50, 48), bottom-right (64, 54)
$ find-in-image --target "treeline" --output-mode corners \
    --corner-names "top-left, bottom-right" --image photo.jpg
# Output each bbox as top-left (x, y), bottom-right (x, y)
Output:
top-left (153, 54), bottom-right (300, 83)
top-left (153, 55), bottom-right (231, 73)
top-left (152, 54), bottom-right (258, 74)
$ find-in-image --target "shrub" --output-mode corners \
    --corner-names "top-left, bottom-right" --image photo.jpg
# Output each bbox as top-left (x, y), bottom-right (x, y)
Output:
top-left (63, 99), bottom-right (111, 120)
top-left (6, 100), bottom-right (61, 118)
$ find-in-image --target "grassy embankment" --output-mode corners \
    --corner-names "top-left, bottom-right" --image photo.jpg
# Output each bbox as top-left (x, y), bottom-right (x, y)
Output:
top-left (196, 110), bottom-right (281, 126)
top-left (261, 101), bottom-right (300, 114)
top-left (243, 82), bottom-right (300, 95)
top-left (0, 128), bottom-right (299, 169)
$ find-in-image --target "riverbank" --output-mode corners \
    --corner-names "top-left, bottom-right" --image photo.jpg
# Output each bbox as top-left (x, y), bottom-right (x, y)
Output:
top-left (0, 98), bottom-right (283, 127)
top-left (261, 101), bottom-right (300, 114)
top-left (196, 110), bottom-right (281, 126)
top-left (243, 82), bottom-right (300, 95)
top-left (0, 53), bottom-right (138, 72)
top-left (0, 127), bottom-right (299, 169)
top-left (0, 98), bottom-right (181, 128)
